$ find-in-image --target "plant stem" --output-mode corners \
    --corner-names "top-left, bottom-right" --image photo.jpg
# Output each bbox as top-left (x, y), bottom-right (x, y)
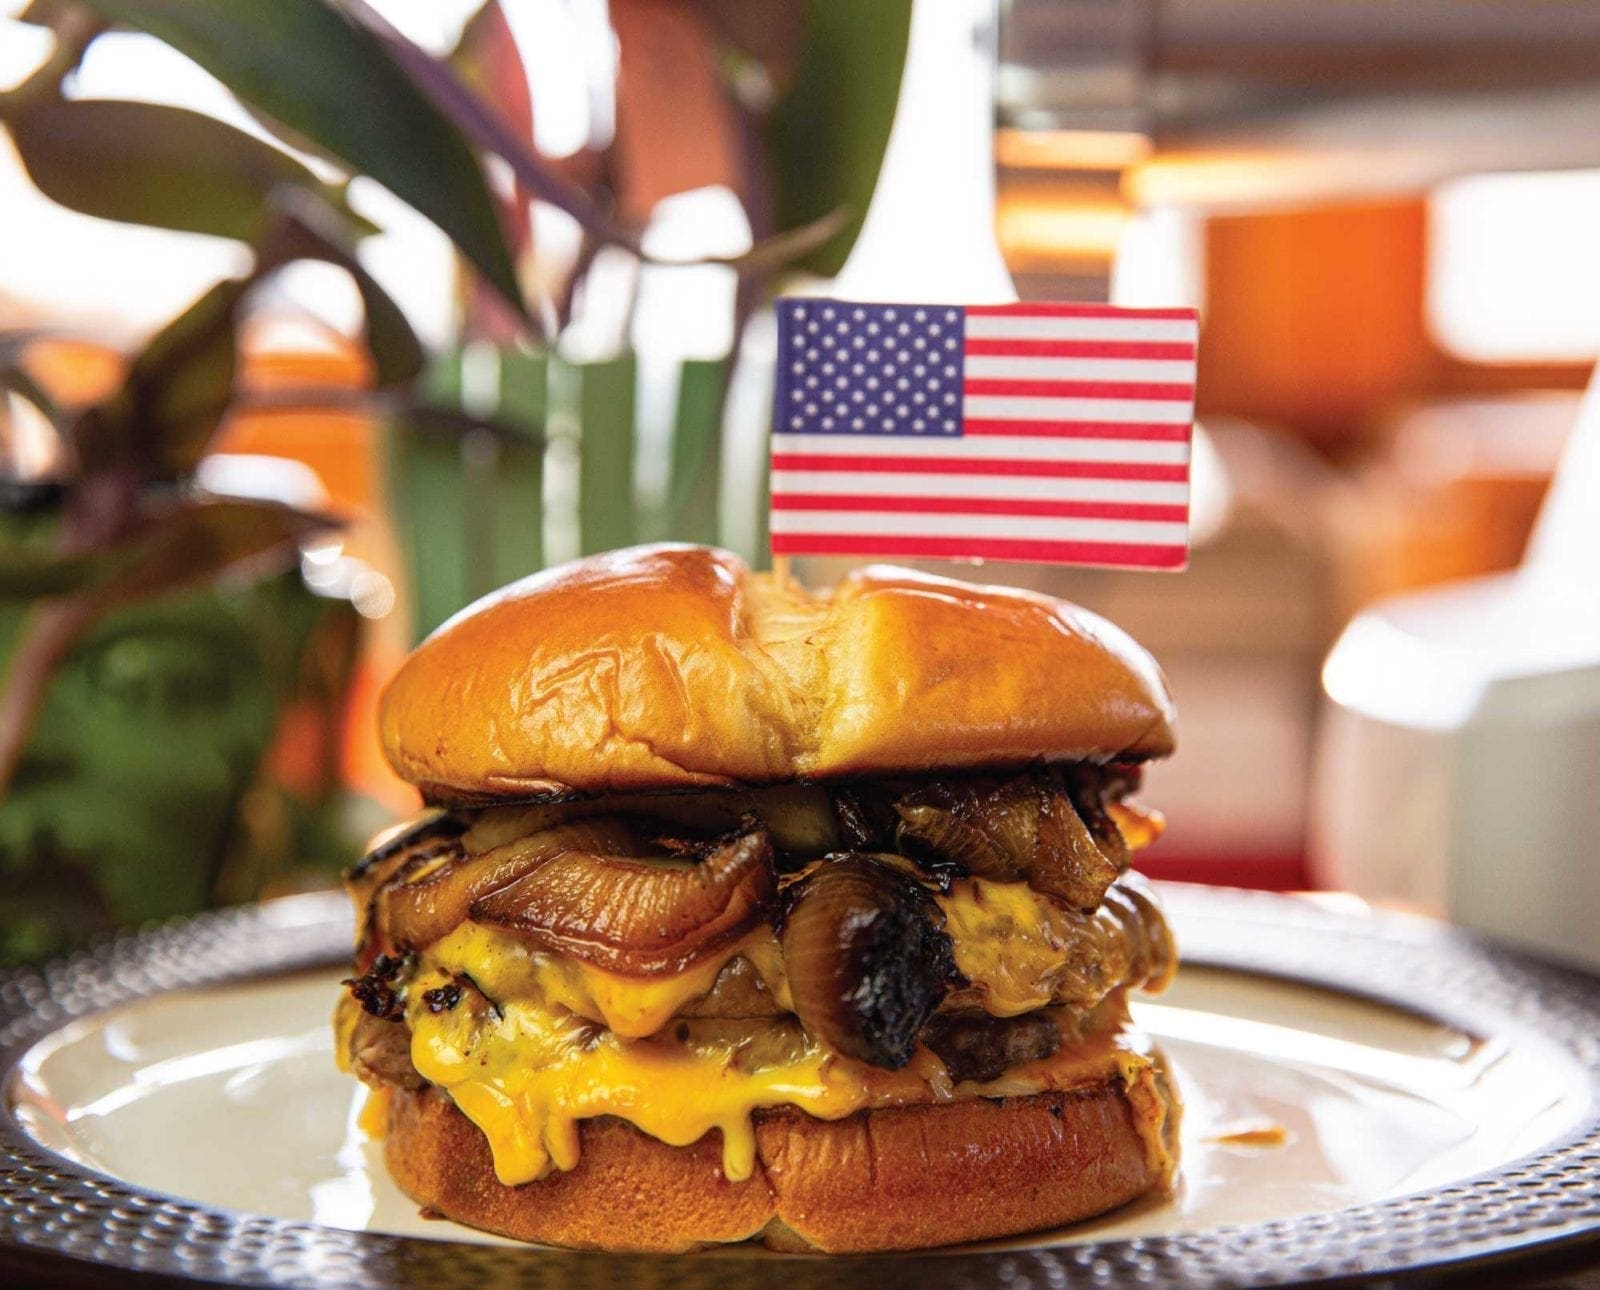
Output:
top-left (333, 0), bottom-right (843, 275)
top-left (0, 596), bottom-right (99, 802)
top-left (0, 10), bottom-right (105, 119)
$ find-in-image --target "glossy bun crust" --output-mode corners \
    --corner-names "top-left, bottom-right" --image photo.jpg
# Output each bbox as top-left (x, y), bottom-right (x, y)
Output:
top-left (384, 1066), bottom-right (1177, 1253)
top-left (381, 544), bottom-right (1175, 802)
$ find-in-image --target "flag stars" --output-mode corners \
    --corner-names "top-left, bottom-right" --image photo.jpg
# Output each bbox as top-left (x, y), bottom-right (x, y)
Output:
top-left (779, 299), bottom-right (977, 438)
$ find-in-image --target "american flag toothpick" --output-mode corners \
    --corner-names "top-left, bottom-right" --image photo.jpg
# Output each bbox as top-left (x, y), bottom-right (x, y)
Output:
top-left (769, 299), bottom-right (1198, 570)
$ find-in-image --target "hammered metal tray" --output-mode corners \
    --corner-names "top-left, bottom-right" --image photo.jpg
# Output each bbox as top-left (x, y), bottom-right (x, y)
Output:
top-left (2, 884), bottom-right (1598, 1288)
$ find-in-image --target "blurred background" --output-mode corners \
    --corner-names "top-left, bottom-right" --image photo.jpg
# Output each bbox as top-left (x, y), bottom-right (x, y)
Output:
top-left (2, 0), bottom-right (1598, 966)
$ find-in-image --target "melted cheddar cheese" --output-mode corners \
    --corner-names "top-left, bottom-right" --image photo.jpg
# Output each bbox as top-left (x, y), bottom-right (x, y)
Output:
top-left (405, 975), bottom-right (1153, 1186)
top-left (420, 922), bottom-right (791, 1039)
top-left (394, 874), bottom-right (1171, 1187)
top-left (939, 872), bottom-right (1173, 1016)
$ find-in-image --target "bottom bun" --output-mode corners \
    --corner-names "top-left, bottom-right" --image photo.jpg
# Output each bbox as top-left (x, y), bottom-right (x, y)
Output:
top-left (383, 1066), bottom-right (1178, 1253)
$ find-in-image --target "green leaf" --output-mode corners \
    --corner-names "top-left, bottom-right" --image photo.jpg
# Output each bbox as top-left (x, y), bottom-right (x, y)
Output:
top-left (72, 189), bottom-right (426, 479)
top-left (74, 277), bottom-right (246, 478)
top-left (765, 0), bottom-right (912, 275)
top-left (384, 409), bottom-right (471, 642)
top-left (260, 191), bottom-right (423, 386)
top-left (0, 544), bottom-right (137, 597)
top-left (111, 495), bottom-right (336, 600)
top-left (0, 496), bottom-right (330, 599)
top-left (8, 98), bottom-right (379, 243)
top-left (566, 354), bottom-right (637, 556)
top-left (657, 358), bottom-right (726, 546)
top-left (63, 0), bottom-right (524, 312)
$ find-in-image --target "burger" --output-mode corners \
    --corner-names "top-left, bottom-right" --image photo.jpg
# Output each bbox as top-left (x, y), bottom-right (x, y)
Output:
top-left (335, 544), bottom-right (1179, 1252)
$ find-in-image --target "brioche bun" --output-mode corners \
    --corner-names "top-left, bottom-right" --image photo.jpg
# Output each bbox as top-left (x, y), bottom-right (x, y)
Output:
top-left (384, 1064), bottom-right (1177, 1253)
top-left (380, 544), bottom-right (1175, 803)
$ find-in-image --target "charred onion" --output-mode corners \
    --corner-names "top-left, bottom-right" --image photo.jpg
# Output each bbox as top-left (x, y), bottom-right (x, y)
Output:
top-left (471, 828), bottom-right (777, 975)
top-left (779, 854), bottom-right (957, 1070)
top-left (894, 773), bottom-right (1122, 911)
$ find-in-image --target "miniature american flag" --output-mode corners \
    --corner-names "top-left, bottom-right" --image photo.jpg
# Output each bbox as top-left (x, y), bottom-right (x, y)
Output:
top-left (769, 298), bottom-right (1198, 569)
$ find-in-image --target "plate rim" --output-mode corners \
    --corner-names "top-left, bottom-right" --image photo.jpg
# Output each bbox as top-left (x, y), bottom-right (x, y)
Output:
top-left (0, 884), bottom-right (1596, 1289)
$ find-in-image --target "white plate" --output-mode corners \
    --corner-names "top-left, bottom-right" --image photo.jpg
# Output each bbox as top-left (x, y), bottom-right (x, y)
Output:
top-left (10, 960), bottom-right (1590, 1248)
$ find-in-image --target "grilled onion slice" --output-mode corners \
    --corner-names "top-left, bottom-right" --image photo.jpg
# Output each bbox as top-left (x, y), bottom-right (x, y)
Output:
top-left (383, 818), bottom-right (637, 951)
top-left (779, 855), bottom-right (957, 1070)
top-left (471, 828), bottom-right (776, 976)
top-left (894, 774), bottom-right (1121, 911)
top-left (1031, 784), bottom-right (1122, 911)
top-left (462, 786), bottom-right (837, 865)
top-left (895, 785), bottom-right (1024, 881)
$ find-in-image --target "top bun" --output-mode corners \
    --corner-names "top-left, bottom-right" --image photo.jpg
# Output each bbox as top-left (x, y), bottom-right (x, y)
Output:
top-left (380, 545), bottom-right (1175, 803)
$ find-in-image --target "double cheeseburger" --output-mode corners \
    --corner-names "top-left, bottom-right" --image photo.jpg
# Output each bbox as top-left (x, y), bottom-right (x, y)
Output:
top-left (336, 544), bottom-right (1180, 1252)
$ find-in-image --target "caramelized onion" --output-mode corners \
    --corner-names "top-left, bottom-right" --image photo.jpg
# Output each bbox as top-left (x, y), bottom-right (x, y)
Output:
top-left (1031, 786), bottom-right (1121, 911)
top-left (383, 818), bottom-right (637, 951)
top-left (349, 812), bottom-right (466, 884)
top-left (895, 781), bottom-right (1028, 881)
top-left (894, 774), bottom-right (1122, 912)
top-left (470, 829), bottom-right (776, 975)
top-left (349, 815), bottom-right (468, 965)
top-left (464, 787), bottom-right (837, 864)
top-left (829, 787), bottom-right (898, 850)
top-left (779, 855), bottom-right (956, 1070)
top-left (1066, 769), bottom-right (1131, 871)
